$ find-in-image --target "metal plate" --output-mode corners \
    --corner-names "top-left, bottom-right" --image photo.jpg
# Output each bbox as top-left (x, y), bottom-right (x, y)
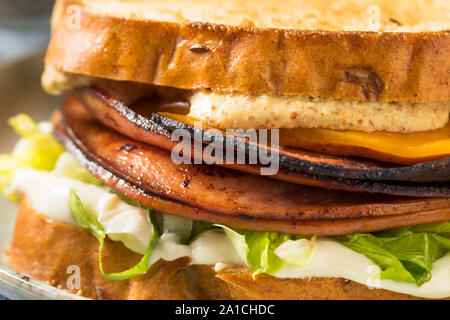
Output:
top-left (0, 54), bottom-right (84, 300)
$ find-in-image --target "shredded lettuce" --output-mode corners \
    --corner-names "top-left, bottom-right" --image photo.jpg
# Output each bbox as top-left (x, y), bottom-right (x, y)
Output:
top-left (0, 154), bottom-right (16, 196)
top-left (274, 237), bottom-right (316, 267)
top-left (8, 114), bottom-right (64, 171)
top-left (0, 114), bottom-right (64, 197)
top-left (161, 214), bottom-right (193, 244)
top-left (68, 189), bottom-right (159, 281)
top-left (246, 231), bottom-right (290, 276)
top-left (218, 221), bottom-right (450, 285)
top-left (335, 222), bottom-right (450, 286)
top-left (0, 114), bottom-right (103, 198)
top-left (218, 226), bottom-right (249, 265)
top-left (53, 152), bottom-right (102, 186)
top-left (217, 225), bottom-right (315, 276)
top-left (150, 211), bottom-right (214, 244)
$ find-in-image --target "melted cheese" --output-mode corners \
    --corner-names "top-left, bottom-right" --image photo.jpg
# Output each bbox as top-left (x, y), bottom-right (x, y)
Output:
top-left (279, 123), bottom-right (450, 162)
top-left (8, 169), bottom-right (450, 299)
top-left (162, 111), bottom-right (450, 164)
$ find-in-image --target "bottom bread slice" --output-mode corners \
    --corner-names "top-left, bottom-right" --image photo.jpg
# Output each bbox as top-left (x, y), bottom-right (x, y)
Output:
top-left (6, 198), bottom-right (441, 300)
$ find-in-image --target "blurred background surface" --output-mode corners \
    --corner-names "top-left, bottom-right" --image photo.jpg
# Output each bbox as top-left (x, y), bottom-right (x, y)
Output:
top-left (0, 0), bottom-right (53, 63)
top-left (0, 0), bottom-right (56, 300)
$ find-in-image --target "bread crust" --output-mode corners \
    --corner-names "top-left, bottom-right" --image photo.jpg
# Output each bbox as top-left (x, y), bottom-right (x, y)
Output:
top-left (44, 0), bottom-right (450, 102)
top-left (7, 198), bottom-right (448, 300)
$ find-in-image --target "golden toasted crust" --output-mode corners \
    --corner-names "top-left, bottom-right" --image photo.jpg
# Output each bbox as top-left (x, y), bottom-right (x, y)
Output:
top-left (44, 0), bottom-right (450, 102)
top-left (62, 0), bottom-right (450, 32)
top-left (7, 198), bottom-right (448, 300)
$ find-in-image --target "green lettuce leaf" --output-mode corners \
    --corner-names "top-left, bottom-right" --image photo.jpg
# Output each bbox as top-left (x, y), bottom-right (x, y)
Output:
top-left (335, 232), bottom-right (450, 286)
top-left (410, 221), bottom-right (450, 235)
top-left (69, 189), bottom-right (159, 281)
top-left (187, 222), bottom-right (220, 244)
top-left (217, 225), bottom-right (314, 276)
top-left (219, 226), bottom-right (249, 266)
top-left (161, 214), bottom-right (193, 244)
top-left (247, 231), bottom-right (290, 276)
top-left (376, 221), bottom-right (450, 238)
top-left (274, 237), bottom-right (316, 266)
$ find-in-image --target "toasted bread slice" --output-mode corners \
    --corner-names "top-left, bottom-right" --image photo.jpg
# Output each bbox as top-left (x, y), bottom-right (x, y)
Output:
top-left (43, 0), bottom-right (450, 102)
top-left (9, 198), bottom-right (446, 300)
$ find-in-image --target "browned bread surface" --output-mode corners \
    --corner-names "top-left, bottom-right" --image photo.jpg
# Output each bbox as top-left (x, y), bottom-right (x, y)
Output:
top-left (57, 0), bottom-right (450, 31)
top-left (7, 198), bottom-right (447, 300)
top-left (44, 0), bottom-right (450, 102)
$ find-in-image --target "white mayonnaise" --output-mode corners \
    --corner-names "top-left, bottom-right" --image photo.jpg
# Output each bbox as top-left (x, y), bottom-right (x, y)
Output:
top-left (8, 169), bottom-right (152, 255)
top-left (8, 169), bottom-right (450, 299)
top-left (276, 238), bottom-right (450, 299)
top-left (149, 232), bottom-right (243, 266)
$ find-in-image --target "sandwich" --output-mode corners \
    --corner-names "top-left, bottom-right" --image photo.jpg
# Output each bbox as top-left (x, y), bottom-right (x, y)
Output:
top-left (1, 0), bottom-right (449, 300)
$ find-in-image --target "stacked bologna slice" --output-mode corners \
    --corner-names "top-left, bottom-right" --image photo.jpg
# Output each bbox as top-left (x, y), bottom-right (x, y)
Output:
top-left (54, 88), bottom-right (450, 237)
